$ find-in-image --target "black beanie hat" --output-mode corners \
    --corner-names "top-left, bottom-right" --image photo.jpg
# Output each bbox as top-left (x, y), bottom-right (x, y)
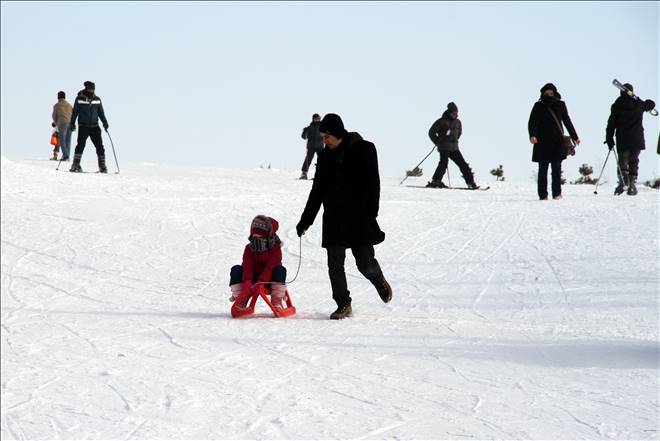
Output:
top-left (621, 83), bottom-right (634, 97)
top-left (319, 113), bottom-right (348, 139)
top-left (447, 102), bottom-right (458, 113)
top-left (540, 83), bottom-right (558, 94)
top-left (57, 91), bottom-right (65, 99)
top-left (84, 81), bottom-right (95, 90)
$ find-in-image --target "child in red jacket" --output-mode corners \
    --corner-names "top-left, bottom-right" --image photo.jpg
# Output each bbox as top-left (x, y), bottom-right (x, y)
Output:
top-left (230, 215), bottom-right (287, 310)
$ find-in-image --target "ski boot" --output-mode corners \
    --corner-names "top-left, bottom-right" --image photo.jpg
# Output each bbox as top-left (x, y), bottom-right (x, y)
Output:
top-left (614, 182), bottom-right (625, 195)
top-left (614, 173), bottom-right (627, 195)
top-left (299, 172), bottom-right (308, 180)
top-left (69, 154), bottom-right (83, 173)
top-left (98, 155), bottom-right (108, 174)
top-left (627, 179), bottom-right (638, 195)
top-left (426, 180), bottom-right (447, 188)
top-left (50, 152), bottom-right (58, 161)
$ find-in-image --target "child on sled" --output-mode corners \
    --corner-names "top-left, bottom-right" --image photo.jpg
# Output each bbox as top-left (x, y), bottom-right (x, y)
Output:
top-left (230, 215), bottom-right (287, 310)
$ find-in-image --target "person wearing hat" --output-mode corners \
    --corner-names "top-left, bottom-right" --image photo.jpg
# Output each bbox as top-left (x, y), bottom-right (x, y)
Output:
top-left (229, 215), bottom-right (287, 311)
top-left (299, 113), bottom-right (324, 180)
top-left (605, 82), bottom-right (656, 196)
top-left (51, 91), bottom-right (73, 161)
top-left (427, 102), bottom-right (479, 189)
top-left (69, 81), bottom-right (110, 173)
top-left (528, 83), bottom-right (580, 200)
top-left (296, 113), bottom-right (392, 320)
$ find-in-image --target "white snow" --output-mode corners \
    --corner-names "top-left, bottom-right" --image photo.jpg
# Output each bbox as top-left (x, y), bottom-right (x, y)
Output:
top-left (1, 157), bottom-right (658, 440)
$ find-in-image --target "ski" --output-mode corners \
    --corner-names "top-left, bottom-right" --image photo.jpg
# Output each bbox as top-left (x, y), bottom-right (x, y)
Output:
top-left (612, 79), bottom-right (659, 116)
top-left (406, 185), bottom-right (490, 191)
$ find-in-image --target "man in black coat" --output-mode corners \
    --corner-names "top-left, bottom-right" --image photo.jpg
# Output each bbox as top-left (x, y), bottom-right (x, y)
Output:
top-left (69, 81), bottom-right (110, 173)
top-left (605, 83), bottom-right (656, 195)
top-left (427, 102), bottom-right (479, 189)
top-left (528, 83), bottom-right (580, 200)
top-left (296, 113), bottom-right (392, 320)
top-left (299, 113), bottom-right (324, 180)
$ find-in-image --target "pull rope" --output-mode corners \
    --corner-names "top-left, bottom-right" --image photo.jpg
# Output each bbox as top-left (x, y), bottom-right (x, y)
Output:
top-left (251, 236), bottom-right (302, 288)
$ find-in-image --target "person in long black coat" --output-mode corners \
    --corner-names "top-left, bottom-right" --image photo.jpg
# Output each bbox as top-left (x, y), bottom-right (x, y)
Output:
top-left (296, 113), bottom-right (392, 320)
top-left (605, 83), bottom-right (656, 195)
top-left (528, 83), bottom-right (580, 200)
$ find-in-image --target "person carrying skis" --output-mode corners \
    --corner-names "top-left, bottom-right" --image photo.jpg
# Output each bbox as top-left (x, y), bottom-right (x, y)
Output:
top-left (528, 83), bottom-right (580, 200)
top-left (229, 215), bottom-right (287, 311)
top-left (426, 102), bottom-right (479, 189)
top-left (296, 113), bottom-right (392, 320)
top-left (52, 91), bottom-right (73, 161)
top-left (299, 113), bottom-right (324, 179)
top-left (69, 81), bottom-right (109, 173)
top-left (605, 82), bottom-right (656, 196)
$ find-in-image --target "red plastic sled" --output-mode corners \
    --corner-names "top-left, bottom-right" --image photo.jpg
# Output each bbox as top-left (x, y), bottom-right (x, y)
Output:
top-left (231, 285), bottom-right (296, 318)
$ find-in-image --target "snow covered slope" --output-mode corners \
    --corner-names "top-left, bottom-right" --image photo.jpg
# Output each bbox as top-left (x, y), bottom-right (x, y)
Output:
top-left (2, 157), bottom-right (658, 439)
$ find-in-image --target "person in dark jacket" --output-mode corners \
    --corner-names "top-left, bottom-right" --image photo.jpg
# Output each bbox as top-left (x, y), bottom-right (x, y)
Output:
top-left (296, 113), bottom-right (392, 320)
top-left (299, 113), bottom-right (324, 180)
top-left (605, 83), bottom-right (656, 196)
top-left (69, 81), bottom-right (109, 173)
top-left (528, 83), bottom-right (580, 200)
top-left (427, 102), bottom-right (479, 189)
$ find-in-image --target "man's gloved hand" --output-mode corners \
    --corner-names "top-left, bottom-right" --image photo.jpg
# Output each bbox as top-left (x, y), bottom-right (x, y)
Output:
top-left (103, 122), bottom-right (109, 130)
top-left (69, 124), bottom-right (76, 132)
top-left (296, 222), bottom-right (307, 237)
top-left (605, 139), bottom-right (614, 151)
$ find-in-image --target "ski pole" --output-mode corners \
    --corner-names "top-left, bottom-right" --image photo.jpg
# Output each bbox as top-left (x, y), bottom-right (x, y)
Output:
top-left (446, 164), bottom-right (451, 188)
top-left (104, 128), bottom-right (120, 174)
top-left (400, 146), bottom-right (436, 185)
top-left (55, 154), bottom-right (64, 171)
top-left (611, 148), bottom-right (626, 189)
top-left (593, 147), bottom-right (612, 194)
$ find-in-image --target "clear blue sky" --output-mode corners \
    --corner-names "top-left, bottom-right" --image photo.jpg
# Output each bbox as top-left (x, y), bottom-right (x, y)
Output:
top-left (2, 1), bottom-right (658, 181)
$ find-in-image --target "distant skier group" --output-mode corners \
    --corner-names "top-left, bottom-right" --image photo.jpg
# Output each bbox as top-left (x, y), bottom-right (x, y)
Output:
top-left (51, 81), bottom-right (110, 173)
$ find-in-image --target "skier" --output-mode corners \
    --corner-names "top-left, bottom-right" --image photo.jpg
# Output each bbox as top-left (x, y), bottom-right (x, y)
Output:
top-left (229, 215), bottom-right (288, 311)
top-left (605, 83), bottom-right (656, 196)
top-left (51, 91), bottom-right (73, 161)
top-left (528, 83), bottom-right (580, 200)
top-left (69, 81), bottom-right (109, 173)
top-left (426, 102), bottom-right (479, 189)
top-left (296, 113), bottom-right (392, 320)
top-left (299, 113), bottom-right (324, 179)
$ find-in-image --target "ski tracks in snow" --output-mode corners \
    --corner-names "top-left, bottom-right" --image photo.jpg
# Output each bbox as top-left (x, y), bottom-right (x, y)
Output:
top-left (2, 163), bottom-right (658, 439)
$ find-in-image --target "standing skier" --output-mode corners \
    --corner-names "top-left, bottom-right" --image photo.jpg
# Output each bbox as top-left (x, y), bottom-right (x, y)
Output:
top-left (52, 91), bottom-right (73, 161)
top-left (299, 113), bottom-right (324, 179)
top-left (528, 83), bottom-right (580, 200)
top-left (605, 83), bottom-right (656, 196)
top-left (426, 102), bottom-right (479, 189)
top-left (69, 81), bottom-right (109, 173)
top-left (296, 113), bottom-right (392, 320)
